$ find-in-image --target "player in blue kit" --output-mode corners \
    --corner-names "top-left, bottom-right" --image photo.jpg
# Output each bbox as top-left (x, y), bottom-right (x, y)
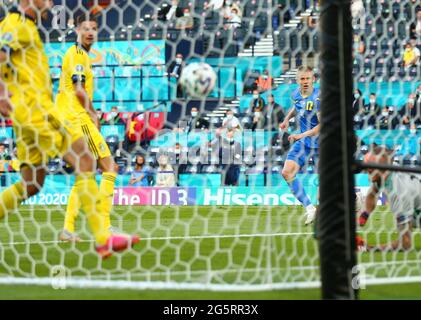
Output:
top-left (280, 66), bottom-right (320, 225)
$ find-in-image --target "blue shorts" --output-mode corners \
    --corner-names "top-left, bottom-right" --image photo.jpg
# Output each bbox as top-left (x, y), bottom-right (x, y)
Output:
top-left (286, 141), bottom-right (318, 168)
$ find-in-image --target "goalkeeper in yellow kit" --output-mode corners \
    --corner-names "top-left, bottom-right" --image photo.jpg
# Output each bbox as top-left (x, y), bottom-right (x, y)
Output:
top-left (56, 14), bottom-right (121, 243)
top-left (0, 0), bottom-right (138, 258)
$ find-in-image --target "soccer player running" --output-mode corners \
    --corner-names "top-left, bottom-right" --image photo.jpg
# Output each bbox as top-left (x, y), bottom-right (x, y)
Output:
top-left (56, 14), bottom-right (120, 242)
top-left (280, 66), bottom-right (320, 225)
top-left (0, 1), bottom-right (138, 258)
top-left (357, 146), bottom-right (421, 251)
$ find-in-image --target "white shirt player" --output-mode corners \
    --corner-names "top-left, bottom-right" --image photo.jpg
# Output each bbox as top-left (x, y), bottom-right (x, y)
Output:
top-left (379, 172), bottom-right (421, 225)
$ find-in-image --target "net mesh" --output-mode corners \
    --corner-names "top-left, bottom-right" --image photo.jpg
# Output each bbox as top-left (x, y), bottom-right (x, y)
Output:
top-left (0, 0), bottom-right (419, 292)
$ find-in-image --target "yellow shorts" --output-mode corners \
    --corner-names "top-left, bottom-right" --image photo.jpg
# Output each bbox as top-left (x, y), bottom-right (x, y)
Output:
top-left (77, 118), bottom-right (111, 160)
top-left (13, 106), bottom-right (82, 167)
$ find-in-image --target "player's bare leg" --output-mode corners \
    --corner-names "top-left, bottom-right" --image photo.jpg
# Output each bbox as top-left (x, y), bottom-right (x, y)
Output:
top-left (282, 160), bottom-right (316, 225)
top-left (20, 165), bottom-right (47, 199)
top-left (0, 164), bottom-right (46, 220)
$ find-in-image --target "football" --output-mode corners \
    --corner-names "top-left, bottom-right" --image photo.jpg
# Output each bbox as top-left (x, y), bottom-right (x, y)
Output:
top-left (179, 62), bottom-right (217, 98)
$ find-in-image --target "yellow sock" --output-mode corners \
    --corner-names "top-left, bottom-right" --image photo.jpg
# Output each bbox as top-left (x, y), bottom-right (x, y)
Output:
top-left (99, 172), bottom-right (117, 230)
top-left (75, 173), bottom-right (111, 245)
top-left (0, 182), bottom-right (25, 219)
top-left (63, 185), bottom-right (80, 233)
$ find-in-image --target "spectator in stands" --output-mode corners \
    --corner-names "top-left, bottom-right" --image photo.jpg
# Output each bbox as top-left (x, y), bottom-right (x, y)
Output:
top-left (223, 6), bottom-right (242, 30)
top-left (180, 107), bottom-right (209, 133)
top-left (222, 109), bottom-right (242, 132)
top-left (353, 89), bottom-right (365, 129)
top-left (156, 0), bottom-right (184, 21)
top-left (243, 70), bottom-right (260, 93)
top-left (399, 94), bottom-right (421, 129)
top-left (255, 70), bottom-right (274, 93)
top-left (271, 123), bottom-right (291, 155)
top-left (264, 94), bottom-right (285, 131)
top-left (251, 106), bottom-right (265, 131)
top-left (221, 0), bottom-right (242, 18)
top-left (377, 106), bottom-right (399, 130)
top-left (175, 8), bottom-right (194, 30)
top-left (307, 0), bottom-right (320, 29)
top-left (96, 108), bottom-right (104, 124)
top-left (248, 89), bottom-right (265, 113)
top-left (204, 0), bottom-right (224, 11)
top-left (168, 53), bottom-right (184, 98)
top-left (172, 142), bottom-right (188, 180)
top-left (217, 129), bottom-right (242, 186)
top-left (155, 154), bottom-right (176, 187)
top-left (402, 39), bottom-right (420, 69)
top-left (415, 83), bottom-right (421, 105)
top-left (363, 93), bottom-right (381, 128)
top-left (353, 34), bottom-right (366, 55)
top-left (409, 8), bottom-right (421, 40)
top-left (103, 106), bottom-right (124, 125)
top-left (353, 89), bottom-right (365, 114)
top-left (129, 154), bottom-right (153, 187)
top-left (173, 142), bottom-right (183, 159)
top-left (0, 144), bottom-right (11, 161)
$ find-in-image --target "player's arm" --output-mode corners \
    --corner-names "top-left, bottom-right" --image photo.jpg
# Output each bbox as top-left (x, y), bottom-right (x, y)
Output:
top-left (129, 174), bottom-right (137, 185)
top-left (369, 195), bottom-right (415, 251)
top-left (66, 51), bottom-right (99, 128)
top-left (300, 111), bottom-right (321, 138)
top-left (358, 183), bottom-right (379, 226)
top-left (289, 111), bottom-right (320, 142)
top-left (0, 51), bottom-right (12, 117)
top-left (280, 107), bottom-right (296, 130)
top-left (73, 80), bottom-right (99, 129)
top-left (368, 222), bottom-right (412, 252)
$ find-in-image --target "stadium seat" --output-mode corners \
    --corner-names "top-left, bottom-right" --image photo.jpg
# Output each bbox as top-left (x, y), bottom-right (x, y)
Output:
top-left (118, 112), bottom-right (134, 124)
top-left (146, 112), bottom-right (165, 141)
top-left (209, 117), bottom-right (222, 129)
top-left (200, 165), bottom-right (219, 174)
top-left (145, 155), bottom-right (156, 167)
top-left (105, 135), bottom-right (119, 154)
top-left (185, 165), bottom-right (199, 174)
top-left (127, 112), bottom-right (147, 142)
top-left (47, 158), bottom-right (63, 174)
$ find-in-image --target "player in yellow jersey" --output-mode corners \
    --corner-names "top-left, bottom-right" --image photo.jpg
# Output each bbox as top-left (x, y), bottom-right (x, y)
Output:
top-left (0, 1), bottom-right (138, 258)
top-left (56, 14), bottom-right (120, 242)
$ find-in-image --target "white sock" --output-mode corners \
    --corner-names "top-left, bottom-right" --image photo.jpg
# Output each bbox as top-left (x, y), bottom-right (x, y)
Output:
top-left (305, 204), bottom-right (315, 212)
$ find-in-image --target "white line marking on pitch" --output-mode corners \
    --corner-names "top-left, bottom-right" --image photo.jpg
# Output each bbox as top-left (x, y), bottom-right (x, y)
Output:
top-left (1, 232), bottom-right (314, 246)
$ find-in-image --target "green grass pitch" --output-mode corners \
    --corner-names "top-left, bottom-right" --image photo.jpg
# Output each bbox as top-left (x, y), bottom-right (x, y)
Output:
top-left (0, 205), bottom-right (420, 299)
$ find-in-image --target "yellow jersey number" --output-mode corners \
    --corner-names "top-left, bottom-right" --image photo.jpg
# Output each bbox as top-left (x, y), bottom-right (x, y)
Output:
top-left (305, 101), bottom-right (314, 111)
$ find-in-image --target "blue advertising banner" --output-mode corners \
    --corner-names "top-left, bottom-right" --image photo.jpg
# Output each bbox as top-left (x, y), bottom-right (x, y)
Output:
top-left (0, 174), bottom-right (382, 206)
top-left (0, 127), bottom-right (13, 139)
top-left (100, 125), bottom-right (126, 141)
top-left (46, 40), bottom-right (166, 67)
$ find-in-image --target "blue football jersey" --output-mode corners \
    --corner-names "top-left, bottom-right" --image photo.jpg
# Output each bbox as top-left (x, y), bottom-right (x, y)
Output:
top-left (291, 87), bottom-right (320, 148)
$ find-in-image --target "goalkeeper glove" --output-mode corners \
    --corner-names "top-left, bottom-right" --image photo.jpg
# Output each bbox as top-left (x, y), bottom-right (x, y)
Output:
top-left (358, 211), bottom-right (370, 227)
top-left (356, 235), bottom-right (367, 252)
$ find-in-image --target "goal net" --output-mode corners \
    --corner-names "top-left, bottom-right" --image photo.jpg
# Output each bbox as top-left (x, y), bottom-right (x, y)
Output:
top-left (351, 0), bottom-right (421, 288)
top-left (0, 0), bottom-right (419, 293)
